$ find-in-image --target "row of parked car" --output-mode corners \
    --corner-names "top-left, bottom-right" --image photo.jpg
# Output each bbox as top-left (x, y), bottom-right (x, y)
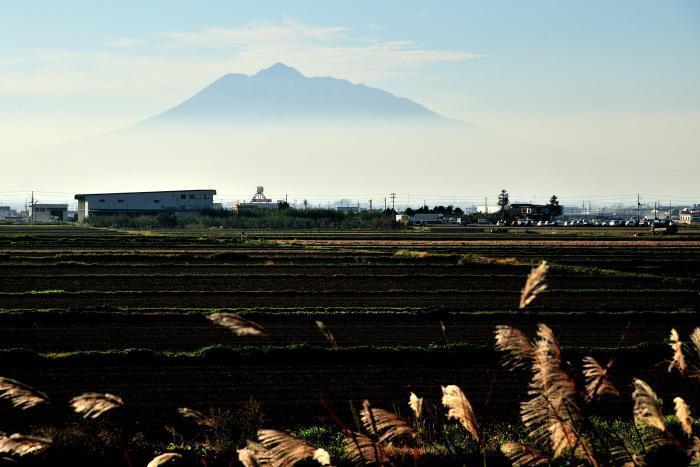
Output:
top-left (494, 218), bottom-right (674, 227)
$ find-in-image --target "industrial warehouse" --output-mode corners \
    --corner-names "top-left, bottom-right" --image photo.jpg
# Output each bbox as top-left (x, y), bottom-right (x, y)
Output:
top-left (74, 189), bottom-right (217, 221)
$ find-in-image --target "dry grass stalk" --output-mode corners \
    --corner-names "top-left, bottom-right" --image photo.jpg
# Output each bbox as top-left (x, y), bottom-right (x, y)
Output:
top-left (439, 320), bottom-right (448, 343)
top-left (315, 320), bottom-right (338, 349)
top-left (519, 260), bottom-right (549, 309)
top-left (632, 379), bottom-right (665, 431)
top-left (257, 429), bottom-right (330, 466)
top-left (312, 449), bottom-right (331, 465)
top-left (360, 400), bottom-right (417, 444)
top-left (0, 433), bottom-right (51, 457)
top-left (495, 325), bottom-right (536, 370)
top-left (501, 441), bottom-right (552, 466)
top-left (408, 392), bottom-right (423, 419)
top-left (177, 407), bottom-right (216, 428)
top-left (207, 312), bottom-right (269, 337)
top-left (521, 324), bottom-right (593, 462)
top-left (343, 432), bottom-right (390, 465)
top-left (441, 385), bottom-right (480, 443)
top-left (673, 397), bottom-right (693, 437)
top-left (146, 452), bottom-right (184, 466)
top-left (238, 441), bottom-right (272, 466)
top-left (0, 376), bottom-right (49, 410)
top-left (690, 436), bottom-right (700, 464)
top-left (668, 329), bottom-right (687, 375)
top-left (237, 447), bottom-right (263, 467)
top-left (609, 433), bottom-right (644, 467)
top-left (689, 327), bottom-right (700, 380)
top-left (533, 324), bottom-right (561, 364)
top-left (520, 396), bottom-right (587, 460)
top-left (691, 328), bottom-right (700, 355)
top-left (69, 392), bottom-right (123, 419)
top-left (582, 356), bottom-right (619, 400)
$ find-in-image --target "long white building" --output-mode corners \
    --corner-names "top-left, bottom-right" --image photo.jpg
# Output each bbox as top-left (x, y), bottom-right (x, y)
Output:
top-left (75, 189), bottom-right (217, 221)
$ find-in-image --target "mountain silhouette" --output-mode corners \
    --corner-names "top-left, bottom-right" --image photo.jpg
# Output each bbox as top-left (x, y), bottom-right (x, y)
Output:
top-left (147, 63), bottom-right (442, 122)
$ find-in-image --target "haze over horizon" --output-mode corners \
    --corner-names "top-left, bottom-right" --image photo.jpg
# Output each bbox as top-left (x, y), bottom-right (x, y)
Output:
top-left (1, 1), bottom-right (698, 204)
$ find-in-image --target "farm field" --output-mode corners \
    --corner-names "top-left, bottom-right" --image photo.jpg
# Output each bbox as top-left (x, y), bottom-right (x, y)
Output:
top-left (0, 224), bottom-right (698, 427)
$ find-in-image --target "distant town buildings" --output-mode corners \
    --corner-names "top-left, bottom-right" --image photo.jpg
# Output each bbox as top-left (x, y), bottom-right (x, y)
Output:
top-left (0, 187), bottom-right (698, 226)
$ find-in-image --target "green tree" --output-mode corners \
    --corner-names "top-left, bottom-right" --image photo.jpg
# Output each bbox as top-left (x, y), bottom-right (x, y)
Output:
top-left (497, 190), bottom-right (510, 217)
top-left (547, 195), bottom-right (563, 218)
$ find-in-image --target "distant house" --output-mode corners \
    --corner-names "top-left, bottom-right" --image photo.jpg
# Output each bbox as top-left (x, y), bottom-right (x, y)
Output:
top-left (75, 190), bottom-right (216, 221)
top-left (0, 206), bottom-right (13, 220)
top-left (29, 204), bottom-right (68, 222)
top-left (679, 210), bottom-right (700, 224)
top-left (508, 203), bottom-right (553, 221)
top-left (475, 205), bottom-right (497, 214)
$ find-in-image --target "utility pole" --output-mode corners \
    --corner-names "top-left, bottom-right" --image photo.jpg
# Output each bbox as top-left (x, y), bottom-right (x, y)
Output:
top-left (637, 194), bottom-right (641, 224)
top-left (30, 191), bottom-right (35, 223)
top-left (389, 193), bottom-right (396, 211)
top-left (369, 199), bottom-right (373, 211)
top-left (384, 197), bottom-right (387, 211)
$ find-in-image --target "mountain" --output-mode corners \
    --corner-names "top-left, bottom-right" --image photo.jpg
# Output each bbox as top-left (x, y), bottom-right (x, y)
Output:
top-left (147, 63), bottom-right (443, 122)
top-left (3, 63), bottom-right (683, 198)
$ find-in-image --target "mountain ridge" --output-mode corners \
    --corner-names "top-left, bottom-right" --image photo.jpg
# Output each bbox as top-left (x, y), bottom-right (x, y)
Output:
top-left (146, 63), bottom-right (444, 123)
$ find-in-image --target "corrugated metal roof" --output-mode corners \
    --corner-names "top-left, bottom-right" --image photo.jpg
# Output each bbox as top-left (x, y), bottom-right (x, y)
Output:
top-left (75, 189), bottom-right (216, 199)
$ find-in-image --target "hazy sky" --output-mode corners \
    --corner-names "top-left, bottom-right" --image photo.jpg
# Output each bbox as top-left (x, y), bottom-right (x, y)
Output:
top-left (1, 1), bottom-right (699, 202)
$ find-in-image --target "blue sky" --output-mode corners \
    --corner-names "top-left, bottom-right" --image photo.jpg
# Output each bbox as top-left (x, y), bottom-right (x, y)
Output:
top-left (1, 0), bottom-right (699, 165)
